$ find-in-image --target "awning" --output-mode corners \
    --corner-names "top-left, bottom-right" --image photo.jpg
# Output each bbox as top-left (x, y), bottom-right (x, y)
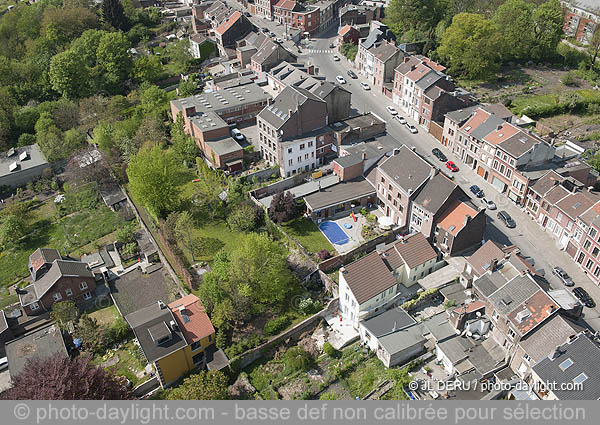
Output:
top-left (378, 216), bottom-right (394, 229)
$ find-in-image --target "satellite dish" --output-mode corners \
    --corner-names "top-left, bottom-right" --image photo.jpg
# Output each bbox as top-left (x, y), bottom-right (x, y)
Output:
top-left (280, 130), bottom-right (284, 135)
top-left (476, 311), bottom-right (482, 317)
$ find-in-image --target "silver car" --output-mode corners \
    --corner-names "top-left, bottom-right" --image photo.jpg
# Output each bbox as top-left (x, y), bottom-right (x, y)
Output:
top-left (481, 197), bottom-right (496, 210)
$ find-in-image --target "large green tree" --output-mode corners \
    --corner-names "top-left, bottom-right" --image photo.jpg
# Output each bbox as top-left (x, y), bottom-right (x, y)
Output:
top-left (49, 50), bottom-right (90, 99)
top-left (167, 371), bottom-right (230, 400)
top-left (492, 0), bottom-right (535, 61)
top-left (436, 13), bottom-right (500, 79)
top-left (530, 0), bottom-right (564, 60)
top-left (97, 31), bottom-right (132, 81)
top-left (385, 0), bottom-right (444, 38)
top-left (127, 144), bottom-right (186, 218)
top-left (50, 301), bottom-right (79, 331)
top-left (101, 0), bottom-right (130, 31)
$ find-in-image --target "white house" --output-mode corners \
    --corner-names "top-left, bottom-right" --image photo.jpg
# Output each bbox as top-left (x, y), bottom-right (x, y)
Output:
top-left (338, 233), bottom-right (438, 328)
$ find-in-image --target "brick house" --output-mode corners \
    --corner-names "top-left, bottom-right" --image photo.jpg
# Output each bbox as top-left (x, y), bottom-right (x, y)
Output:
top-left (433, 200), bottom-right (487, 256)
top-left (370, 41), bottom-right (404, 96)
top-left (249, 39), bottom-right (297, 78)
top-left (214, 11), bottom-right (254, 57)
top-left (255, 0), bottom-right (279, 19)
top-left (337, 24), bottom-right (359, 48)
top-left (273, 0), bottom-right (321, 34)
top-left (356, 21), bottom-right (395, 81)
top-left (19, 249), bottom-right (96, 315)
top-left (339, 3), bottom-right (384, 27)
top-left (561, 0), bottom-right (599, 44)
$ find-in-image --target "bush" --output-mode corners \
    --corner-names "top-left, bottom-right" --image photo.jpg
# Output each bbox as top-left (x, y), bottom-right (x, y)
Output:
top-left (105, 318), bottom-right (131, 346)
top-left (263, 315), bottom-right (291, 336)
top-left (298, 297), bottom-right (322, 315)
top-left (322, 342), bottom-right (340, 358)
top-left (561, 71), bottom-right (579, 87)
top-left (283, 347), bottom-right (313, 373)
top-left (317, 249), bottom-right (332, 260)
top-left (224, 335), bottom-right (267, 358)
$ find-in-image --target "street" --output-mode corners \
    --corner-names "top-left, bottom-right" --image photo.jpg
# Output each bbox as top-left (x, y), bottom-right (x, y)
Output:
top-left (305, 31), bottom-right (600, 331)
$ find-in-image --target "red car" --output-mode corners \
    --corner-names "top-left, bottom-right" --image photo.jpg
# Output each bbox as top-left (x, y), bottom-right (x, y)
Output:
top-left (446, 161), bottom-right (458, 172)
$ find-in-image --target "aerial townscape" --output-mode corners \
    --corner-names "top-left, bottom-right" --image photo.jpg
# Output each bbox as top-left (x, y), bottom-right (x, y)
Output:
top-left (1, 0), bottom-right (600, 403)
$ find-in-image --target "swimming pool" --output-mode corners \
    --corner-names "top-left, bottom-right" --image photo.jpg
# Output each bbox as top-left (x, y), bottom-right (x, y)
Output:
top-left (319, 221), bottom-right (349, 245)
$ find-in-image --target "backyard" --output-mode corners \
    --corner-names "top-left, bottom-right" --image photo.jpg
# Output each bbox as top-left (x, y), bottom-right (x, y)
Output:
top-left (0, 189), bottom-right (126, 307)
top-left (92, 339), bottom-right (147, 388)
top-left (281, 217), bottom-right (334, 255)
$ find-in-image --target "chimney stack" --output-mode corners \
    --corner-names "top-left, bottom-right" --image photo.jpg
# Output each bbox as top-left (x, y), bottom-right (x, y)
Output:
top-left (463, 214), bottom-right (471, 226)
top-left (361, 152), bottom-right (366, 161)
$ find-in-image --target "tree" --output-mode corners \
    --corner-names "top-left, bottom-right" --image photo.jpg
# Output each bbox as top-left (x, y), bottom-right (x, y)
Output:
top-left (132, 55), bottom-right (163, 84)
top-left (101, 0), bottom-right (130, 31)
top-left (127, 144), bottom-right (186, 218)
top-left (174, 210), bottom-right (198, 260)
top-left (268, 191), bottom-right (297, 223)
top-left (116, 221), bottom-right (137, 244)
top-left (167, 371), bottom-right (230, 400)
top-left (492, 0), bottom-right (535, 62)
top-left (193, 158), bottom-right (227, 219)
top-left (530, 0), bottom-right (563, 61)
top-left (75, 314), bottom-right (106, 354)
top-left (138, 84), bottom-right (168, 117)
top-left (97, 31), bottom-right (132, 81)
top-left (1, 354), bottom-right (132, 400)
top-left (63, 128), bottom-right (87, 154)
top-left (228, 233), bottom-right (293, 306)
top-left (0, 214), bottom-right (27, 249)
top-left (227, 203), bottom-right (259, 232)
top-left (211, 298), bottom-right (235, 330)
top-left (588, 26), bottom-right (600, 70)
top-left (436, 13), bottom-right (500, 79)
top-left (171, 114), bottom-right (198, 165)
top-left (320, 391), bottom-right (341, 400)
top-left (283, 347), bottom-right (313, 373)
top-left (70, 29), bottom-right (106, 68)
top-left (41, 6), bottom-right (99, 50)
top-left (50, 301), bottom-right (79, 330)
top-left (385, 0), bottom-right (443, 36)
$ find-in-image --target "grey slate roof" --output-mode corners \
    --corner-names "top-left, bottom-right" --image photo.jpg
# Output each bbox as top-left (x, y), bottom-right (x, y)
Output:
top-left (334, 154), bottom-right (363, 168)
top-left (258, 85), bottom-right (326, 130)
top-left (473, 273), bottom-right (507, 298)
top-left (497, 131), bottom-right (541, 158)
top-left (413, 173), bottom-right (459, 215)
top-left (206, 137), bottom-right (243, 156)
top-left (422, 312), bottom-right (457, 343)
top-left (415, 70), bottom-right (442, 90)
top-left (529, 170), bottom-right (565, 196)
top-left (487, 274), bottom-right (539, 315)
top-left (125, 302), bottom-right (188, 363)
top-left (5, 324), bottom-right (67, 379)
top-left (362, 308), bottom-right (415, 337)
top-left (20, 260), bottom-right (93, 305)
top-left (378, 145), bottom-right (432, 195)
top-left (519, 315), bottom-right (582, 364)
top-left (532, 333), bottom-right (600, 400)
top-left (445, 105), bottom-right (479, 124)
top-left (470, 115), bottom-right (506, 140)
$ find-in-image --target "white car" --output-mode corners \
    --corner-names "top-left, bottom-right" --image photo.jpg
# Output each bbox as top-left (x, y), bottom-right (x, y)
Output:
top-left (405, 123), bottom-right (418, 134)
top-left (395, 116), bottom-right (407, 124)
top-left (333, 55), bottom-right (340, 61)
top-left (482, 197), bottom-right (497, 210)
top-left (386, 106), bottom-right (398, 115)
top-left (336, 75), bottom-right (347, 84)
top-left (276, 37), bottom-right (284, 43)
top-left (231, 128), bottom-right (244, 141)
top-left (360, 82), bottom-right (370, 90)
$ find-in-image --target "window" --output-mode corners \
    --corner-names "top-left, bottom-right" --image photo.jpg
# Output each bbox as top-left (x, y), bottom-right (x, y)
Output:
top-left (593, 247), bottom-right (599, 257)
top-left (53, 293), bottom-right (62, 302)
top-left (492, 310), bottom-right (499, 320)
top-left (523, 353), bottom-right (531, 362)
top-left (586, 259), bottom-right (594, 270)
top-left (289, 159), bottom-right (293, 166)
top-left (507, 328), bottom-right (516, 340)
top-left (305, 154), bottom-right (309, 160)
top-left (573, 373), bottom-right (588, 384)
top-left (80, 282), bottom-right (88, 290)
top-left (190, 341), bottom-right (203, 352)
top-left (30, 302), bottom-right (39, 311)
top-left (308, 141), bottom-right (313, 147)
top-left (584, 239), bottom-right (592, 250)
top-left (288, 148), bottom-right (292, 153)
top-left (559, 358), bottom-right (573, 371)
top-left (557, 212), bottom-right (564, 222)
top-left (82, 292), bottom-right (92, 300)
top-left (590, 228), bottom-right (598, 238)
top-left (300, 144), bottom-right (305, 150)
top-left (66, 288), bottom-right (73, 297)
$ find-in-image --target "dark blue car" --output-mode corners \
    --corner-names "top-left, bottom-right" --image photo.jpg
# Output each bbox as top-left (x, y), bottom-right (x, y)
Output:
top-left (470, 185), bottom-right (484, 198)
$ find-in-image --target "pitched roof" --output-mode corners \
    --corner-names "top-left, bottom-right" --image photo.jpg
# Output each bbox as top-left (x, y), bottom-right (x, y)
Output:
top-left (251, 39), bottom-right (297, 66)
top-left (483, 103), bottom-right (514, 120)
top-left (21, 260), bottom-right (93, 305)
top-left (341, 251), bottom-right (396, 304)
top-left (368, 42), bottom-right (400, 63)
top-left (555, 190), bottom-right (600, 220)
top-left (216, 10), bottom-right (241, 36)
top-left (258, 85), bottom-right (326, 130)
top-left (168, 294), bottom-right (215, 344)
top-left (388, 232), bottom-right (437, 269)
top-left (29, 248), bottom-right (61, 272)
top-left (497, 130), bottom-right (543, 158)
top-left (274, 0), bottom-right (297, 9)
top-left (529, 170), bottom-right (565, 196)
top-left (338, 24), bottom-right (352, 36)
top-left (125, 302), bottom-right (188, 363)
top-left (445, 105), bottom-right (479, 124)
top-left (467, 240), bottom-right (515, 276)
top-left (378, 323), bottom-right (426, 355)
top-left (532, 333), bottom-right (600, 400)
top-left (482, 121), bottom-right (520, 146)
top-left (378, 146), bottom-right (432, 195)
top-left (519, 315), bottom-right (582, 364)
top-left (413, 173), bottom-right (459, 215)
top-left (405, 63), bottom-right (434, 83)
top-left (579, 200), bottom-right (600, 227)
top-left (470, 114), bottom-right (506, 140)
top-left (303, 178), bottom-right (376, 211)
top-left (436, 200), bottom-right (479, 236)
top-left (544, 184), bottom-right (572, 205)
top-left (394, 56), bottom-right (421, 75)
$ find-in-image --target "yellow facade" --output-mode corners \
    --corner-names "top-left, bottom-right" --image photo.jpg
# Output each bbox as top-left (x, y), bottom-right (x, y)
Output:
top-left (155, 332), bottom-right (216, 386)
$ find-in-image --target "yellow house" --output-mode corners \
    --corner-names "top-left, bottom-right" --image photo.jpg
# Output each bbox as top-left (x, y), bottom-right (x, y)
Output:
top-left (126, 294), bottom-right (222, 388)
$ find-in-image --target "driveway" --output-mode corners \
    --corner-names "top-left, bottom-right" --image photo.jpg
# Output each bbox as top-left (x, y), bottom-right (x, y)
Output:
top-left (307, 32), bottom-right (600, 332)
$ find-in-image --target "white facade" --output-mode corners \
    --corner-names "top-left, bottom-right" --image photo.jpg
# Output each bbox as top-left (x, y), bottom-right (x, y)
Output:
top-left (281, 138), bottom-right (317, 177)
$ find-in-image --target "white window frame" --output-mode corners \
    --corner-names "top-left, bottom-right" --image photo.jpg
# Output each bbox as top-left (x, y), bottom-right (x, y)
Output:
top-left (66, 288), bottom-right (73, 297)
top-left (53, 292), bottom-right (62, 302)
top-left (80, 281), bottom-right (88, 290)
top-left (82, 292), bottom-right (92, 301)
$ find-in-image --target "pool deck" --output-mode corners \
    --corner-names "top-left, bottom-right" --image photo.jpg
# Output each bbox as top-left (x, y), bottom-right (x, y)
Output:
top-left (319, 214), bottom-right (367, 254)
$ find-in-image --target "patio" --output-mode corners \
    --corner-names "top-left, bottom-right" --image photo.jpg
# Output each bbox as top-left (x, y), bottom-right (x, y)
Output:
top-left (321, 310), bottom-right (359, 350)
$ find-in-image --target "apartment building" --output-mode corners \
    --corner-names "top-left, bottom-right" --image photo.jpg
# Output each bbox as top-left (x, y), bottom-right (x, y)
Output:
top-left (255, 0), bottom-right (279, 19)
top-left (561, 0), bottom-right (599, 45)
top-left (273, 0), bottom-right (321, 34)
top-left (356, 22), bottom-right (396, 82)
top-left (214, 11), bottom-right (255, 57)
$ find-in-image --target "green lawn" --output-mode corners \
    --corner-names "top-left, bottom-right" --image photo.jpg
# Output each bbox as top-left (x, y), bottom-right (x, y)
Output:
top-left (87, 304), bottom-right (120, 327)
top-left (93, 340), bottom-right (146, 387)
top-left (342, 356), bottom-right (388, 399)
top-left (181, 220), bottom-right (245, 264)
top-left (281, 217), bottom-right (334, 254)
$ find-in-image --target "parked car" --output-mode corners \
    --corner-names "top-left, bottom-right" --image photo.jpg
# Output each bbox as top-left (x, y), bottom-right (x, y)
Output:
top-left (406, 123), bottom-right (418, 134)
top-left (470, 185), bottom-right (484, 198)
top-left (552, 266), bottom-right (574, 287)
top-left (573, 287), bottom-right (595, 308)
top-left (347, 70), bottom-right (357, 79)
top-left (231, 128), bottom-right (244, 142)
top-left (497, 210), bottom-right (516, 228)
top-left (244, 12), bottom-right (251, 17)
top-left (269, 31), bottom-right (276, 37)
top-left (360, 82), bottom-right (370, 90)
top-left (336, 75), bottom-right (346, 84)
top-left (481, 197), bottom-right (496, 210)
top-left (262, 28), bottom-right (269, 33)
top-left (395, 116), bottom-right (407, 125)
top-left (276, 37), bottom-right (284, 43)
top-left (333, 55), bottom-right (340, 61)
top-left (0, 356), bottom-right (7, 371)
top-left (329, 42), bottom-right (334, 48)
top-left (432, 148), bottom-right (447, 162)
top-left (386, 106), bottom-right (398, 115)
top-left (446, 161), bottom-right (458, 172)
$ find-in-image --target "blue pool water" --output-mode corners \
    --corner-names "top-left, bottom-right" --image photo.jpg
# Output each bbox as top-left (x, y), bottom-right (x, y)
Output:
top-left (319, 221), bottom-right (349, 245)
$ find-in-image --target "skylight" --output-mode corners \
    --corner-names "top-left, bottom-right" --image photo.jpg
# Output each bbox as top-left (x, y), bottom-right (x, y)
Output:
top-left (465, 126), bottom-right (471, 131)
top-left (559, 358), bottom-right (573, 371)
top-left (573, 202), bottom-right (581, 209)
top-left (573, 373), bottom-right (588, 384)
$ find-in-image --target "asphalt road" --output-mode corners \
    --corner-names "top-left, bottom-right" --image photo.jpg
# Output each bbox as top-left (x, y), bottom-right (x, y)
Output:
top-left (304, 31), bottom-right (600, 331)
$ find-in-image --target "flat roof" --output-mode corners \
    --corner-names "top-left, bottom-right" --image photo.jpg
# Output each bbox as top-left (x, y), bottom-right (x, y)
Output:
top-left (304, 178), bottom-right (375, 211)
top-left (206, 137), bottom-right (244, 156)
top-left (259, 174), bottom-right (340, 209)
top-left (5, 324), bottom-right (67, 379)
top-left (0, 144), bottom-right (48, 179)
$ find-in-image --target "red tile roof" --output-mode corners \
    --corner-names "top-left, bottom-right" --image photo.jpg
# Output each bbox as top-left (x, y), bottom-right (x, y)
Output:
top-left (460, 108), bottom-right (490, 135)
top-left (437, 201), bottom-right (478, 236)
top-left (275, 0), bottom-right (297, 10)
top-left (338, 24), bottom-right (351, 36)
top-left (216, 10), bottom-right (241, 36)
top-left (168, 294), bottom-right (215, 344)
